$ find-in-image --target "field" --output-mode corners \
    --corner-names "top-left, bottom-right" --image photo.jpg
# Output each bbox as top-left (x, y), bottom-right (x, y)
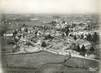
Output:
top-left (1, 51), bottom-right (99, 73)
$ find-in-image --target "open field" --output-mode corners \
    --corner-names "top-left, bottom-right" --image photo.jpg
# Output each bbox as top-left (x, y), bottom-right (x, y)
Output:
top-left (1, 51), bottom-right (99, 73)
top-left (3, 65), bottom-right (98, 73)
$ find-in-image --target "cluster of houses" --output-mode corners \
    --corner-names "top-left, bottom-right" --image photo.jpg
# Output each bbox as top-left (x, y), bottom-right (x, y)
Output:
top-left (2, 19), bottom-right (99, 59)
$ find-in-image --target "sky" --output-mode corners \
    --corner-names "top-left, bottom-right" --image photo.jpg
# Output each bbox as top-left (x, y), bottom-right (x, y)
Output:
top-left (0, 0), bottom-right (100, 14)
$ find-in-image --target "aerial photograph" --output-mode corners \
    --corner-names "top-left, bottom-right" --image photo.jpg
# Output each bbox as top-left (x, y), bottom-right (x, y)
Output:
top-left (0, 0), bottom-right (100, 73)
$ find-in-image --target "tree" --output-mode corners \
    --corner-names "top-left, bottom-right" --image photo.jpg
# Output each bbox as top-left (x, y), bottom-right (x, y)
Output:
top-left (80, 45), bottom-right (86, 56)
top-left (87, 34), bottom-right (92, 41)
top-left (74, 35), bottom-right (77, 40)
top-left (65, 27), bottom-right (69, 36)
top-left (41, 41), bottom-right (47, 47)
top-left (89, 46), bottom-right (95, 54)
top-left (76, 45), bottom-right (81, 52)
top-left (93, 32), bottom-right (99, 42)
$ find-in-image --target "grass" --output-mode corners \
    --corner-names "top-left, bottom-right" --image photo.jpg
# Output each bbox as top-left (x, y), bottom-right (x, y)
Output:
top-left (1, 51), bottom-right (99, 70)
top-left (2, 51), bottom-right (96, 73)
top-left (2, 51), bottom-right (65, 68)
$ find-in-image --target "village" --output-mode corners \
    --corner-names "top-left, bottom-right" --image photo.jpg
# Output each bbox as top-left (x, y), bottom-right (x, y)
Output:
top-left (1, 15), bottom-right (99, 60)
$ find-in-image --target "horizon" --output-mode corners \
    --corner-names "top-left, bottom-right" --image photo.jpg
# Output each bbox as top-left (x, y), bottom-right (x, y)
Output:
top-left (0, 0), bottom-right (99, 14)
